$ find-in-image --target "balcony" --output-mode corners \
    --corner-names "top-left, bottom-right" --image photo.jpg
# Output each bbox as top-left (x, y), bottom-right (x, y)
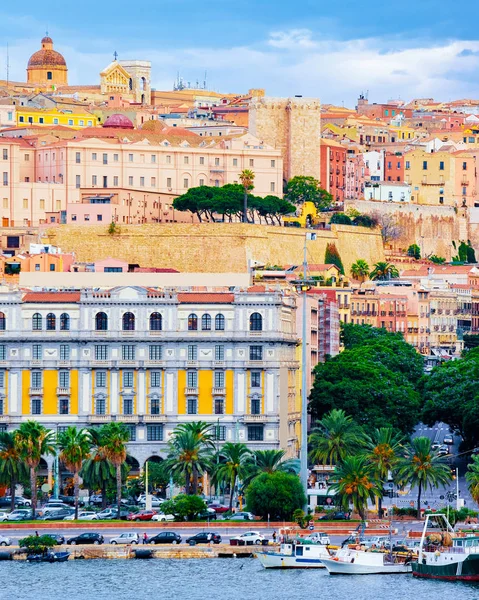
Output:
top-left (56, 387), bottom-right (71, 395)
top-left (212, 387), bottom-right (226, 396)
top-left (117, 415), bottom-right (139, 423)
top-left (186, 360), bottom-right (199, 368)
top-left (92, 360), bottom-right (112, 367)
top-left (0, 415), bottom-right (11, 423)
top-left (118, 360), bottom-right (139, 367)
top-left (29, 387), bottom-right (43, 395)
top-left (185, 387), bottom-right (198, 395)
top-left (242, 414), bottom-right (268, 423)
top-left (141, 414), bottom-right (167, 422)
top-left (213, 360), bottom-right (225, 367)
top-left (144, 360), bottom-right (165, 367)
top-left (58, 361), bottom-right (71, 367)
top-left (87, 415), bottom-right (112, 422)
top-left (246, 360), bottom-right (264, 368)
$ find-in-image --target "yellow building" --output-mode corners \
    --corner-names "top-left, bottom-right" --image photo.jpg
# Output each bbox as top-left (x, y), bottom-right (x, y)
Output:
top-left (16, 106), bottom-right (96, 129)
top-left (27, 36), bottom-right (68, 87)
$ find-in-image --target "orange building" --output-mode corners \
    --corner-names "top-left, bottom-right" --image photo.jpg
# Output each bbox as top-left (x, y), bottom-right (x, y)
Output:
top-left (26, 36), bottom-right (68, 87)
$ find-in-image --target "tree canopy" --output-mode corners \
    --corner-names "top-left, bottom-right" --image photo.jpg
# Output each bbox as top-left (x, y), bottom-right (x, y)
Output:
top-left (284, 176), bottom-right (333, 211)
top-left (245, 471), bottom-right (306, 519)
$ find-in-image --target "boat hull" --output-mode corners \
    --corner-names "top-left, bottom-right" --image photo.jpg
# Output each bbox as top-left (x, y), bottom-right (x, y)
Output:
top-left (256, 552), bottom-right (326, 569)
top-left (412, 555), bottom-right (479, 581)
top-left (27, 552), bottom-right (70, 563)
top-left (321, 557), bottom-right (411, 575)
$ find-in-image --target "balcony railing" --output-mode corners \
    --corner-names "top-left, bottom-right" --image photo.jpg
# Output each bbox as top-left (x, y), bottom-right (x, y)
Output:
top-left (56, 387), bottom-right (71, 395)
top-left (185, 387), bottom-right (198, 395)
top-left (29, 387), bottom-right (43, 395)
top-left (141, 414), bottom-right (167, 422)
top-left (117, 415), bottom-right (139, 423)
top-left (212, 387), bottom-right (226, 396)
top-left (87, 415), bottom-right (112, 422)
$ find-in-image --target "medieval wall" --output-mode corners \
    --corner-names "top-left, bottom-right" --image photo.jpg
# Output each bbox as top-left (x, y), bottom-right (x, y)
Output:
top-left (46, 223), bottom-right (384, 275)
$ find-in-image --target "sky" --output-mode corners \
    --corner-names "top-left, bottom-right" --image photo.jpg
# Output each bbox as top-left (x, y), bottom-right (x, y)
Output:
top-left (1, 1), bottom-right (478, 106)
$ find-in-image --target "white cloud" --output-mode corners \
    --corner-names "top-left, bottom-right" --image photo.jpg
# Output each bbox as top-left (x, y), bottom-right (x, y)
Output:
top-left (1, 29), bottom-right (479, 105)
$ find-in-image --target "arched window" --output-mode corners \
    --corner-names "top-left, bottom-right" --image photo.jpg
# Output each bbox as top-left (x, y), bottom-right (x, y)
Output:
top-left (215, 314), bottom-right (225, 331)
top-left (201, 314), bottom-right (211, 331)
top-left (150, 312), bottom-right (162, 331)
top-left (0, 312), bottom-right (5, 331)
top-left (188, 314), bottom-right (198, 331)
top-left (250, 312), bottom-right (263, 331)
top-left (122, 312), bottom-right (135, 331)
top-left (32, 313), bottom-right (42, 331)
top-left (60, 313), bottom-right (70, 331)
top-left (46, 313), bottom-right (56, 331)
top-left (95, 312), bottom-right (108, 331)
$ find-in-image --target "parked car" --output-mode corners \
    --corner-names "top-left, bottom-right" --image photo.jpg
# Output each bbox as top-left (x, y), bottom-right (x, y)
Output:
top-left (304, 532), bottom-right (331, 545)
top-left (148, 532), bottom-right (182, 545)
top-left (64, 511), bottom-right (99, 521)
top-left (0, 511), bottom-right (9, 522)
top-left (0, 534), bottom-right (11, 546)
top-left (137, 494), bottom-right (164, 505)
top-left (0, 496), bottom-right (31, 508)
top-left (207, 503), bottom-right (229, 514)
top-left (67, 533), bottom-right (104, 545)
top-left (44, 501), bottom-right (72, 510)
top-left (227, 512), bottom-right (255, 522)
top-left (319, 511), bottom-right (350, 521)
top-left (197, 508), bottom-right (216, 520)
top-left (151, 512), bottom-right (175, 522)
top-left (39, 508), bottom-right (75, 520)
top-left (437, 445), bottom-right (449, 457)
top-left (96, 508), bottom-right (117, 520)
top-left (89, 494), bottom-right (103, 505)
top-left (138, 498), bottom-right (165, 509)
top-left (362, 536), bottom-right (391, 549)
top-left (186, 532), bottom-right (222, 545)
top-left (7, 509), bottom-right (32, 521)
top-left (443, 435), bottom-right (454, 445)
top-left (231, 531), bottom-right (264, 544)
top-left (45, 534), bottom-right (65, 545)
top-left (110, 532), bottom-right (139, 545)
top-left (127, 510), bottom-right (156, 522)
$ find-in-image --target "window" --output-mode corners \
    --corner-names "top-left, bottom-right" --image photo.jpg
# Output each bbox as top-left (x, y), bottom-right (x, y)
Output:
top-left (58, 396), bottom-right (69, 415)
top-left (184, 156), bottom-right (189, 164)
top-left (270, 182), bottom-right (275, 193)
top-left (439, 161), bottom-right (445, 170)
top-left (113, 176), bottom-right (119, 186)
top-left (59, 371), bottom-right (70, 388)
top-left (60, 313), bottom-right (70, 331)
top-left (248, 425), bottom-right (264, 441)
top-left (199, 178), bottom-right (204, 186)
top-left (147, 425), bottom-right (163, 441)
top-left (60, 345), bottom-right (70, 360)
top-left (122, 345), bottom-right (136, 361)
top-left (122, 312), bottom-right (135, 331)
top-left (103, 153), bottom-right (108, 165)
top-left (92, 153), bottom-right (97, 161)
top-left (166, 155), bottom-right (171, 164)
top-left (187, 371), bottom-right (198, 388)
top-left (405, 161), bottom-right (410, 170)
top-left (113, 154), bottom-right (119, 162)
top-left (22, 198), bottom-right (28, 210)
top-left (251, 372), bottom-right (261, 388)
top-left (422, 161), bottom-right (428, 170)
top-left (31, 398), bottom-right (42, 415)
top-left (75, 175), bottom-right (80, 189)
top-left (95, 398), bottom-right (106, 415)
top-left (91, 175), bottom-right (97, 186)
top-left (125, 425), bottom-right (136, 441)
top-left (249, 159), bottom-right (254, 167)
top-left (0, 372), bottom-right (3, 388)
top-left (53, 118), bottom-right (59, 125)
top-left (103, 176), bottom-right (107, 188)
top-left (215, 398), bottom-right (224, 414)
top-left (212, 425), bottom-right (226, 441)
top-left (19, 116), bottom-right (24, 123)
top-left (187, 398), bottom-right (197, 414)
top-left (150, 397), bottom-right (160, 415)
top-left (249, 346), bottom-right (263, 361)
top-left (2, 149), bottom-right (7, 160)
top-left (463, 162), bottom-right (467, 170)
top-left (167, 177), bottom-right (172, 188)
top-left (129, 154), bottom-right (133, 162)
top-left (201, 314), bottom-right (211, 331)
top-left (0, 313), bottom-right (5, 331)
top-left (233, 158), bottom-right (238, 167)
top-left (251, 396), bottom-right (261, 414)
top-left (31, 371), bottom-right (42, 388)
top-left (68, 119), bottom-right (74, 126)
top-left (188, 345), bottom-right (198, 361)
top-left (199, 157), bottom-right (205, 165)
top-left (128, 176), bottom-right (133, 186)
top-left (214, 157), bottom-right (220, 166)
top-left (149, 345), bottom-right (162, 360)
top-left (123, 371), bottom-right (134, 388)
top-left (97, 215), bottom-right (103, 222)
top-left (95, 371), bottom-right (106, 387)
top-left (214, 371), bottom-right (225, 388)
top-left (123, 398), bottom-right (133, 414)
top-left (151, 155), bottom-right (156, 163)
top-left (151, 177), bottom-right (156, 187)
top-left (249, 312), bottom-right (263, 331)
top-left (95, 312), bottom-right (108, 331)
top-left (32, 344), bottom-right (42, 360)
top-left (32, 313), bottom-right (42, 330)
top-left (94, 345), bottom-right (108, 360)
top-left (151, 372), bottom-right (161, 388)
top-left (463, 187), bottom-right (467, 196)
top-left (150, 312), bottom-right (162, 331)
top-left (215, 314), bottom-right (225, 331)
top-left (188, 314), bottom-right (198, 331)
top-left (79, 120), bottom-right (84, 127)
top-left (183, 178), bottom-right (189, 189)
top-left (87, 120), bottom-right (93, 127)
top-left (140, 177), bottom-right (145, 187)
top-left (215, 345), bottom-right (224, 361)
top-left (271, 160), bottom-right (275, 168)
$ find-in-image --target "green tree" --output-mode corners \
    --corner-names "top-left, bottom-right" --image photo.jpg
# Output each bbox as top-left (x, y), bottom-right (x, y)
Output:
top-left (429, 255), bottom-right (446, 265)
top-left (102, 422), bottom-right (129, 518)
top-left (285, 176), bottom-right (333, 211)
top-left (80, 426), bottom-right (116, 510)
top-left (324, 243), bottom-right (345, 275)
top-left (212, 443), bottom-right (251, 511)
top-left (58, 426), bottom-right (91, 519)
top-left (0, 431), bottom-right (28, 511)
top-left (19, 534), bottom-right (57, 556)
top-left (407, 244), bottom-right (421, 260)
top-left (466, 455), bottom-right (479, 506)
top-left (352, 214), bottom-right (378, 228)
top-left (369, 261), bottom-right (399, 280)
top-left (165, 422), bottom-right (215, 494)
top-left (16, 421), bottom-right (55, 518)
top-left (330, 213), bottom-right (352, 225)
top-left (309, 409), bottom-right (364, 466)
top-left (363, 427), bottom-right (403, 517)
top-left (173, 186), bottom-right (219, 222)
top-left (245, 471), bottom-right (306, 520)
top-left (160, 494), bottom-right (207, 521)
top-left (396, 437), bottom-right (452, 518)
top-left (239, 169), bottom-right (255, 223)
top-left (330, 455), bottom-right (381, 520)
top-left (350, 259), bottom-right (370, 282)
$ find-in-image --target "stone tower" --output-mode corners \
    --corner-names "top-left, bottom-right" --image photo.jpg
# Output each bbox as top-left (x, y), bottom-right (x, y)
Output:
top-left (119, 60), bottom-right (151, 104)
top-left (27, 36), bottom-right (68, 87)
top-left (249, 96), bottom-right (321, 183)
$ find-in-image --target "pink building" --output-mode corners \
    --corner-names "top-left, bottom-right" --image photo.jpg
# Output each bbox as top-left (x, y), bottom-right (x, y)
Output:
top-left (94, 258), bottom-right (129, 272)
top-left (345, 149), bottom-right (365, 200)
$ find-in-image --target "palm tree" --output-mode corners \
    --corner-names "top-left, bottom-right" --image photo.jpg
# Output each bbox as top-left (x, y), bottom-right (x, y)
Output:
top-left (330, 455), bottom-right (381, 521)
top-left (309, 409), bottom-right (364, 466)
top-left (396, 436), bottom-right (452, 518)
top-left (466, 455), bottom-right (479, 505)
top-left (102, 422), bottom-right (130, 518)
top-left (165, 421), bottom-right (215, 494)
top-left (350, 259), bottom-right (370, 283)
top-left (212, 443), bottom-right (251, 511)
top-left (369, 261), bottom-right (399, 281)
top-left (363, 427), bottom-right (403, 517)
top-left (80, 426), bottom-right (115, 510)
top-left (58, 427), bottom-right (91, 519)
top-left (239, 169), bottom-right (255, 223)
top-left (16, 421), bottom-right (55, 518)
top-left (0, 431), bottom-right (28, 511)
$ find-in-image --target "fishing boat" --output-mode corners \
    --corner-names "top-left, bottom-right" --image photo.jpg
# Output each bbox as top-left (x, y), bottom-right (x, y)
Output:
top-left (321, 546), bottom-right (413, 575)
top-left (412, 513), bottom-right (479, 581)
top-left (256, 540), bottom-right (332, 569)
top-left (26, 551), bottom-right (70, 563)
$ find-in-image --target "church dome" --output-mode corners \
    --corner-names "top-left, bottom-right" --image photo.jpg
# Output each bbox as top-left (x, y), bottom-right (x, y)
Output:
top-left (27, 37), bottom-right (67, 68)
top-left (103, 114), bottom-right (135, 129)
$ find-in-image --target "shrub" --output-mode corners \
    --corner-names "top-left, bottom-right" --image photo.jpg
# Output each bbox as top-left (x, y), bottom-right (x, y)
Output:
top-left (330, 213), bottom-right (352, 225)
top-left (429, 255), bottom-right (446, 265)
top-left (407, 244), bottom-right (421, 260)
top-left (161, 494), bottom-right (206, 521)
top-left (324, 243), bottom-right (345, 275)
top-left (245, 472), bottom-right (306, 520)
top-left (353, 214), bottom-right (378, 228)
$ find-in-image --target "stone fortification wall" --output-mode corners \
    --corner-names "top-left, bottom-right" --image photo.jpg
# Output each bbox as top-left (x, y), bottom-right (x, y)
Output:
top-left (46, 223), bottom-right (384, 274)
top-left (348, 200), bottom-right (468, 261)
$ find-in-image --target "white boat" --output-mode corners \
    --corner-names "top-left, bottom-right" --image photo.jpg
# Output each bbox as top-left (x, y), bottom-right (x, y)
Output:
top-left (256, 541), bottom-right (332, 569)
top-left (321, 547), bottom-right (412, 575)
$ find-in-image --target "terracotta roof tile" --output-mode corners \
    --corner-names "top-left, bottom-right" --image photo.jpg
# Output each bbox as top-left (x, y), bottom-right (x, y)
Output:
top-left (23, 292), bottom-right (81, 303)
